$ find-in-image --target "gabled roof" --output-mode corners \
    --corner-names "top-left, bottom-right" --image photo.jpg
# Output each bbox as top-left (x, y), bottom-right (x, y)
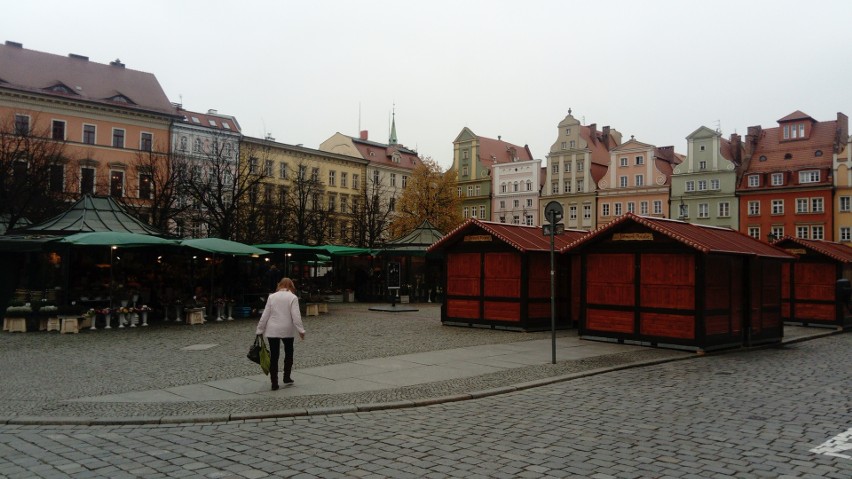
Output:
top-left (351, 136), bottom-right (420, 170)
top-left (778, 110), bottom-right (814, 123)
top-left (0, 42), bottom-right (176, 117)
top-left (386, 220), bottom-right (444, 247)
top-left (772, 236), bottom-right (852, 263)
top-left (15, 195), bottom-right (168, 236)
top-left (477, 136), bottom-right (533, 168)
top-left (742, 116), bottom-right (837, 174)
top-left (176, 109), bottom-right (241, 133)
top-left (562, 213), bottom-right (794, 259)
top-left (428, 218), bottom-right (586, 254)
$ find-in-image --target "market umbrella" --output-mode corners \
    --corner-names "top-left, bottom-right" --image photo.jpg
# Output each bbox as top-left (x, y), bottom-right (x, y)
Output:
top-left (253, 242), bottom-right (328, 253)
top-left (180, 238), bottom-right (269, 256)
top-left (321, 245), bottom-right (377, 256)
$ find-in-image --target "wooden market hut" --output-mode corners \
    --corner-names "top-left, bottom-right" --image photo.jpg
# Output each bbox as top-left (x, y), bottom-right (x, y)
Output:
top-left (773, 236), bottom-right (852, 330)
top-left (427, 218), bottom-right (587, 331)
top-left (562, 213), bottom-right (795, 352)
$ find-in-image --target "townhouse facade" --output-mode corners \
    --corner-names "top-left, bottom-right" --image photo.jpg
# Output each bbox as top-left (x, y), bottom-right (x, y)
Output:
top-left (597, 137), bottom-right (681, 227)
top-left (491, 157), bottom-right (542, 226)
top-left (543, 112), bottom-right (621, 230)
top-left (834, 134), bottom-right (852, 243)
top-left (670, 126), bottom-right (742, 229)
top-left (737, 111), bottom-right (848, 242)
top-left (0, 41), bottom-right (178, 220)
top-left (452, 128), bottom-right (533, 222)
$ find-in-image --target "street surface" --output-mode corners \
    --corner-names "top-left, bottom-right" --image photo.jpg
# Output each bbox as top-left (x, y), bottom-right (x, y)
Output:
top-left (1, 332), bottom-right (850, 478)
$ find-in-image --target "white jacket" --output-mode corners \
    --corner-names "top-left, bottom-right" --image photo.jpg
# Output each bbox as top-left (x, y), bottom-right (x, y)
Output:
top-left (255, 290), bottom-right (305, 338)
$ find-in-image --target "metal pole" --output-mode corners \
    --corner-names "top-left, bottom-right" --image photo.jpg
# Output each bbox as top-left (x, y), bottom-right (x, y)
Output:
top-left (550, 211), bottom-right (556, 365)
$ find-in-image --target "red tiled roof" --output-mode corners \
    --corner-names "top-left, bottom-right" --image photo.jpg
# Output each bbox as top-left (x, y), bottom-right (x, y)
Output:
top-left (428, 218), bottom-right (587, 254)
top-left (478, 136), bottom-right (533, 168)
top-left (177, 109), bottom-right (241, 133)
top-left (772, 237), bottom-right (852, 263)
top-left (561, 213), bottom-right (794, 259)
top-left (778, 110), bottom-right (814, 123)
top-left (0, 43), bottom-right (176, 117)
top-left (581, 125), bottom-right (613, 167)
top-left (351, 137), bottom-right (420, 170)
top-left (744, 119), bottom-right (836, 174)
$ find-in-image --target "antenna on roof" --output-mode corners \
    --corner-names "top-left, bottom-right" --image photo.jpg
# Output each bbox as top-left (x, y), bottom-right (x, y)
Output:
top-left (715, 120), bottom-right (722, 134)
top-left (358, 102), bottom-right (361, 133)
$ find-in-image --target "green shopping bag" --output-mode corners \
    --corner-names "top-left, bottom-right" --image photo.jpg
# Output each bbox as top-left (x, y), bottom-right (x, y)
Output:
top-left (259, 336), bottom-right (271, 375)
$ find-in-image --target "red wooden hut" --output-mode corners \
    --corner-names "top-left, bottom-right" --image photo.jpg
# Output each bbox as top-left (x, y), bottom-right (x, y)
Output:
top-left (427, 219), bottom-right (587, 331)
top-left (773, 237), bottom-right (852, 330)
top-left (562, 213), bottom-right (794, 352)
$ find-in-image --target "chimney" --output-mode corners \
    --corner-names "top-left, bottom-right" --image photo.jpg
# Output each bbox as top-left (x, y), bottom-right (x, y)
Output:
top-left (69, 53), bottom-right (89, 61)
top-left (5, 41), bottom-right (22, 48)
top-left (836, 112), bottom-right (849, 153)
top-left (587, 123), bottom-right (596, 144)
top-left (109, 59), bottom-right (125, 68)
top-left (360, 130), bottom-right (368, 140)
top-left (730, 133), bottom-right (742, 164)
top-left (207, 109), bottom-right (218, 115)
top-left (498, 135), bottom-right (502, 141)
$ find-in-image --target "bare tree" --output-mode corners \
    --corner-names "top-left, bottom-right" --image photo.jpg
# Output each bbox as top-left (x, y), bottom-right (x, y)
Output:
top-left (0, 114), bottom-right (74, 232)
top-left (116, 145), bottom-right (187, 233)
top-left (285, 162), bottom-right (327, 245)
top-left (351, 172), bottom-right (396, 248)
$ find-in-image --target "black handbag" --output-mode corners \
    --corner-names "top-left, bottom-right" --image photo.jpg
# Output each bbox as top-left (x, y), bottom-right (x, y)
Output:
top-left (247, 335), bottom-right (262, 364)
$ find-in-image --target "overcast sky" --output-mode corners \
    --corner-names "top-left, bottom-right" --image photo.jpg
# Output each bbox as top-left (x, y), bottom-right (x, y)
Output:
top-left (4, 0), bottom-right (852, 169)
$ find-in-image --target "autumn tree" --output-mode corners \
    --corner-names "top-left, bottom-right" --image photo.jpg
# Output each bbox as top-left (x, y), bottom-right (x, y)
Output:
top-left (0, 114), bottom-right (74, 232)
top-left (390, 157), bottom-right (462, 237)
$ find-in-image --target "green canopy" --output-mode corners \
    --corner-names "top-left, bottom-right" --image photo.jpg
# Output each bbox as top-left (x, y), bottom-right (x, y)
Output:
top-left (321, 245), bottom-right (377, 256)
top-left (59, 231), bottom-right (177, 247)
top-left (181, 238), bottom-right (269, 256)
top-left (253, 242), bottom-right (328, 253)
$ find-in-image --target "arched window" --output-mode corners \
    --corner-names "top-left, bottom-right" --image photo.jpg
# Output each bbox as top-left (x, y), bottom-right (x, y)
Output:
top-left (179, 136), bottom-right (187, 151)
top-left (193, 138), bottom-right (202, 153)
top-left (513, 181), bottom-right (519, 192)
top-left (526, 180), bottom-right (532, 191)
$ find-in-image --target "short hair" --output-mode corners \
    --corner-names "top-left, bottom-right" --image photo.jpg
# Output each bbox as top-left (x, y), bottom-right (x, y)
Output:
top-left (277, 277), bottom-right (296, 292)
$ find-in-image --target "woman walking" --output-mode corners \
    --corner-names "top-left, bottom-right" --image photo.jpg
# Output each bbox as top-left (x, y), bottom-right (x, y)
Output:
top-left (256, 277), bottom-right (306, 390)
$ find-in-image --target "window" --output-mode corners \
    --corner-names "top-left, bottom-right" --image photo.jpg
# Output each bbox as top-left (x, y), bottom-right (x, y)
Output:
top-left (799, 170), bottom-right (820, 183)
top-left (583, 204), bottom-right (591, 220)
top-left (512, 215), bottom-right (520, 225)
top-left (635, 175), bottom-right (644, 186)
top-left (569, 205), bottom-right (578, 220)
top-left (457, 187), bottom-right (462, 197)
top-left (463, 150), bottom-right (469, 159)
top-left (699, 160), bottom-right (706, 170)
top-left (311, 193), bottom-right (320, 210)
top-left (112, 128), bottom-right (125, 148)
top-left (811, 197), bottom-right (824, 213)
top-left (686, 181), bottom-right (695, 192)
top-left (718, 202), bottom-right (730, 218)
top-left (640, 201), bottom-right (649, 215)
top-left (297, 164), bottom-right (306, 180)
top-left (52, 120), bottom-right (66, 140)
top-left (513, 199), bottom-right (520, 208)
top-left (193, 138), bottom-right (202, 153)
top-left (14, 114), bottom-right (29, 135)
top-left (771, 226), bottom-right (784, 239)
top-left (340, 195), bottom-right (348, 212)
top-left (263, 184), bottom-right (274, 204)
top-left (748, 201), bottom-right (760, 216)
top-left (813, 225), bottom-right (825, 240)
top-left (620, 157), bottom-right (628, 167)
top-left (279, 162), bottom-right (288, 179)
top-left (614, 203), bottom-right (622, 216)
top-left (341, 172), bottom-right (347, 187)
top-left (476, 185), bottom-right (481, 196)
top-left (627, 202), bottom-right (635, 213)
top-left (467, 186), bottom-right (473, 197)
top-left (561, 142), bottom-right (567, 150)
top-left (602, 204), bottom-right (610, 216)
top-left (264, 160), bottom-right (273, 177)
top-left (842, 197), bottom-right (851, 212)
top-left (710, 179), bottom-right (720, 190)
top-left (83, 125), bottom-right (96, 145)
top-left (796, 226), bottom-right (809, 239)
top-left (552, 163), bottom-right (560, 174)
top-left (697, 180), bottom-right (707, 191)
top-left (570, 140), bottom-right (575, 148)
top-left (526, 180), bottom-right (532, 191)
top-left (249, 157), bottom-right (259, 174)
top-left (700, 145), bottom-right (706, 151)
top-left (462, 166), bottom-right (469, 176)
top-left (796, 198), bottom-right (808, 213)
top-left (635, 156), bottom-right (644, 165)
top-left (748, 175), bottom-right (759, 187)
top-left (352, 174), bottom-right (359, 190)
top-left (680, 204), bottom-right (689, 218)
top-left (311, 168), bottom-right (319, 182)
top-left (140, 132), bottom-right (152, 151)
top-left (527, 199), bottom-right (533, 208)
top-left (512, 182), bottom-right (518, 192)
top-left (480, 206), bottom-right (485, 218)
top-left (563, 181), bottom-right (571, 193)
top-left (551, 182), bottom-right (559, 194)
top-left (576, 179), bottom-right (584, 192)
top-left (138, 173), bottom-right (152, 199)
top-left (402, 176), bottom-right (408, 188)
top-left (619, 176), bottom-right (627, 187)
top-left (771, 173), bottom-right (783, 186)
top-left (80, 167), bottom-right (95, 195)
top-left (565, 162), bottom-right (571, 173)
top-left (48, 164), bottom-right (64, 193)
top-left (698, 203), bottom-right (709, 218)
top-left (576, 160), bottom-right (584, 172)
top-left (389, 173), bottom-right (396, 187)
top-left (501, 183), bottom-right (507, 193)
top-left (526, 215), bottom-right (534, 226)
top-left (329, 170), bottom-right (336, 186)
top-left (110, 170), bottom-right (124, 197)
top-left (372, 170), bottom-right (380, 184)
top-left (328, 195), bottom-right (336, 212)
top-left (653, 201), bottom-right (662, 215)
top-left (841, 227), bottom-right (852, 242)
top-left (499, 200), bottom-right (506, 209)
top-left (771, 199), bottom-right (784, 215)
top-left (748, 227), bottom-right (760, 239)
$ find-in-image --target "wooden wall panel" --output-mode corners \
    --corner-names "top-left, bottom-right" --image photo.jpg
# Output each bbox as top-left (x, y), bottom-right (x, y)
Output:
top-left (484, 252), bottom-right (521, 298)
top-left (796, 303), bottom-right (835, 321)
top-left (484, 301), bottom-right (521, 321)
top-left (586, 308), bottom-right (634, 333)
top-left (446, 299), bottom-right (480, 319)
top-left (794, 263), bottom-right (835, 300)
top-left (527, 254), bottom-right (550, 299)
top-left (705, 258), bottom-right (731, 310)
top-left (640, 254), bottom-right (694, 309)
top-left (447, 253), bottom-right (480, 296)
top-left (640, 312), bottom-right (694, 339)
top-left (528, 302), bottom-right (550, 319)
top-left (705, 315), bottom-right (730, 336)
top-left (587, 254), bottom-right (635, 306)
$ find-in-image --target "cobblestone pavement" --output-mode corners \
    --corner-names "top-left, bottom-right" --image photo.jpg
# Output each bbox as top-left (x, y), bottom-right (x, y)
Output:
top-left (0, 330), bottom-right (849, 478)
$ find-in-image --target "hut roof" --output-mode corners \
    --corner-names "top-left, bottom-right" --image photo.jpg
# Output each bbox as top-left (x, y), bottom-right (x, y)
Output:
top-left (15, 195), bottom-right (167, 236)
top-left (562, 213), bottom-right (794, 259)
top-left (772, 236), bottom-right (852, 263)
top-left (428, 218), bottom-right (587, 254)
top-left (386, 220), bottom-right (444, 248)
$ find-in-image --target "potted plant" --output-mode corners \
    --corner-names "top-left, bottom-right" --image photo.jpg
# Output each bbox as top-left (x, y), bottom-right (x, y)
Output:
top-left (4, 302), bottom-right (31, 333)
top-left (399, 284), bottom-right (411, 304)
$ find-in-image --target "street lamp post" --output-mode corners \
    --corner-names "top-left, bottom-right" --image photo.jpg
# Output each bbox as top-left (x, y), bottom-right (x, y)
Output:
top-left (543, 201), bottom-right (564, 365)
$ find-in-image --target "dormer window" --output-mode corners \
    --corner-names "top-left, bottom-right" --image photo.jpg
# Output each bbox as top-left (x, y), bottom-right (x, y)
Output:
top-left (783, 123), bottom-right (806, 140)
top-left (815, 150), bottom-right (823, 157)
top-left (771, 173), bottom-right (783, 186)
top-left (748, 174), bottom-right (760, 187)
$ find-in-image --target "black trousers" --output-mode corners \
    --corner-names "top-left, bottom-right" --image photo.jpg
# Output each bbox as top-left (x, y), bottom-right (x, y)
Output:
top-left (268, 337), bottom-right (294, 371)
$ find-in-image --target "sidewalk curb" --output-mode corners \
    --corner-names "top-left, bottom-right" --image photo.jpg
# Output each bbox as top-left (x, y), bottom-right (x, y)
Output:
top-left (0, 330), bottom-right (840, 427)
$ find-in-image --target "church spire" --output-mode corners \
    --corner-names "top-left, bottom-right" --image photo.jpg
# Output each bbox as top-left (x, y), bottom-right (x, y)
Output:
top-left (389, 104), bottom-right (398, 146)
